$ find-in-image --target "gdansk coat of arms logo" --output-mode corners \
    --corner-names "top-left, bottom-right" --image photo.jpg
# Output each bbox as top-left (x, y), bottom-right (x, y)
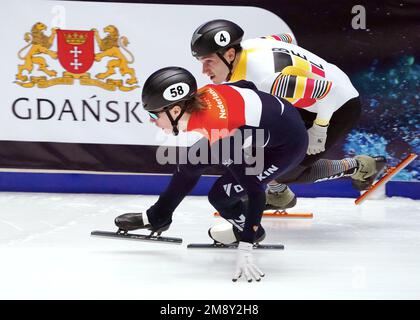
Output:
top-left (15, 22), bottom-right (139, 91)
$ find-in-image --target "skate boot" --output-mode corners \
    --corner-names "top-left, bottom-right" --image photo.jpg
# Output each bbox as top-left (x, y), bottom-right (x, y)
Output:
top-left (352, 155), bottom-right (387, 191)
top-left (265, 185), bottom-right (297, 211)
top-left (114, 212), bottom-right (171, 234)
top-left (208, 222), bottom-right (266, 245)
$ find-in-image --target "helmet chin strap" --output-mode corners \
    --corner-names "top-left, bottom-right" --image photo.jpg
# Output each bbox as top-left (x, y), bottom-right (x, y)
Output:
top-left (165, 106), bottom-right (187, 136)
top-left (216, 51), bottom-right (237, 82)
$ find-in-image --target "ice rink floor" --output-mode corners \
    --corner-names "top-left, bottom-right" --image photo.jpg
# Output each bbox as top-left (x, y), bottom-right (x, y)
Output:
top-left (0, 192), bottom-right (419, 300)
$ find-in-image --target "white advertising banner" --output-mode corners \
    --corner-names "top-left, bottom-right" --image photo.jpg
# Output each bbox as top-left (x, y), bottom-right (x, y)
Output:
top-left (1, 0), bottom-right (294, 146)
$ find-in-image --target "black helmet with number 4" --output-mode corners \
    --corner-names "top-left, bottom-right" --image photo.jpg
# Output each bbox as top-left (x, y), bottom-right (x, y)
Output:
top-left (191, 19), bottom-right (244, 58)
top-left (142, 66), bottom-right (197, 112)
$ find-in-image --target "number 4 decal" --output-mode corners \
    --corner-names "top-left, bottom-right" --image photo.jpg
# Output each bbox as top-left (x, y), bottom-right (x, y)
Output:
top-left (214, 30), bottom-right (231, 47)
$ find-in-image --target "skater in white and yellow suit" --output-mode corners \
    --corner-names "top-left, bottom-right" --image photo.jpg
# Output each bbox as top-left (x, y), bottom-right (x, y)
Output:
top-left (191, 19), bottom-right (386, 210)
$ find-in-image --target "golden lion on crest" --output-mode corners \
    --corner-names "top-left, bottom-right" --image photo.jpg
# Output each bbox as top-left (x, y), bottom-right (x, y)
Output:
top-left (92, 25), bottom-right (138, 85)
top-left (16, 22), bottom-right (58, 82)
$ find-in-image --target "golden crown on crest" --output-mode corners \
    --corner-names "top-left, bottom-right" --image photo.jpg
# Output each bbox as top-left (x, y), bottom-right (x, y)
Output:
top-left (65, 32), bottom-right (87, 45)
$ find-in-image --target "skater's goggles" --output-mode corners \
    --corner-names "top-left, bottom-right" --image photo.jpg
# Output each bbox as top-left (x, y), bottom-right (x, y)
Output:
top-left (148, 104), bottom-right (178, 120)
top-left (148, 109), bottom-right (166, 120)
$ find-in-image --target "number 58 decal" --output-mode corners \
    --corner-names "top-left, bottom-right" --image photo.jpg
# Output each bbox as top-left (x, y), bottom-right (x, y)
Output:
top-left (163, 82), bottom-right (190, 101)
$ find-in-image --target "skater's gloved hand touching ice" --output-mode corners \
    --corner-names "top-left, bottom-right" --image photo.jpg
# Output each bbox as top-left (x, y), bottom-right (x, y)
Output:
top-left (232, 242), bottom-right (265, 282)
top-left (307, 123), bottom-right (328, 155)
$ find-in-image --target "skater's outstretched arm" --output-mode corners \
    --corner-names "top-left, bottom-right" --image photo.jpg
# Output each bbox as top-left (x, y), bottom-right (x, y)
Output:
top-left (147, 138), bottom-right (212, 227)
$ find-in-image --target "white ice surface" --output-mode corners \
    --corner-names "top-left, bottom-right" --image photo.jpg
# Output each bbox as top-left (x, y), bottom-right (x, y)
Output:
top-left (0, 192), bottom-right (419, 299)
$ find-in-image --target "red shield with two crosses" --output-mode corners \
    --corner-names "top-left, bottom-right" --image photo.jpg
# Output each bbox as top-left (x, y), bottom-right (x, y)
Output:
top-left (57, 30), bottom-right (94, 74)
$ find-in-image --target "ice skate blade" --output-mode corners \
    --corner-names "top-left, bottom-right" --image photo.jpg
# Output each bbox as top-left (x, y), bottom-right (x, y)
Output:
top-left (214, 211), bottom-right (313, 219)
top-left (91, 230), bottom-right (182, 244)
top-left (187, 242), bottom-right (284, 250)
top-left (355, 153), bottom-right (417, 205)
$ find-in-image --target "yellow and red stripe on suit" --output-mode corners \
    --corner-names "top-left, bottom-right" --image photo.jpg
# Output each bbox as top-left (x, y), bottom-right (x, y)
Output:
top-left (270, 72), bottom-right (332, 107)
top-left (260, 33), bottom-right (295, 44)
top-left (229, 37), bottom-right (359, 124)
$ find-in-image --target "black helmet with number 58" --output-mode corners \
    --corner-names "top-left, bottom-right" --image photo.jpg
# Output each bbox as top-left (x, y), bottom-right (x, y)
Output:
top-left (191, 19), bottom-right (244, 58)
top-left (142, 67), bottom-right (197, 135)
top-left (142, 66), bottom-right (197, 112)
